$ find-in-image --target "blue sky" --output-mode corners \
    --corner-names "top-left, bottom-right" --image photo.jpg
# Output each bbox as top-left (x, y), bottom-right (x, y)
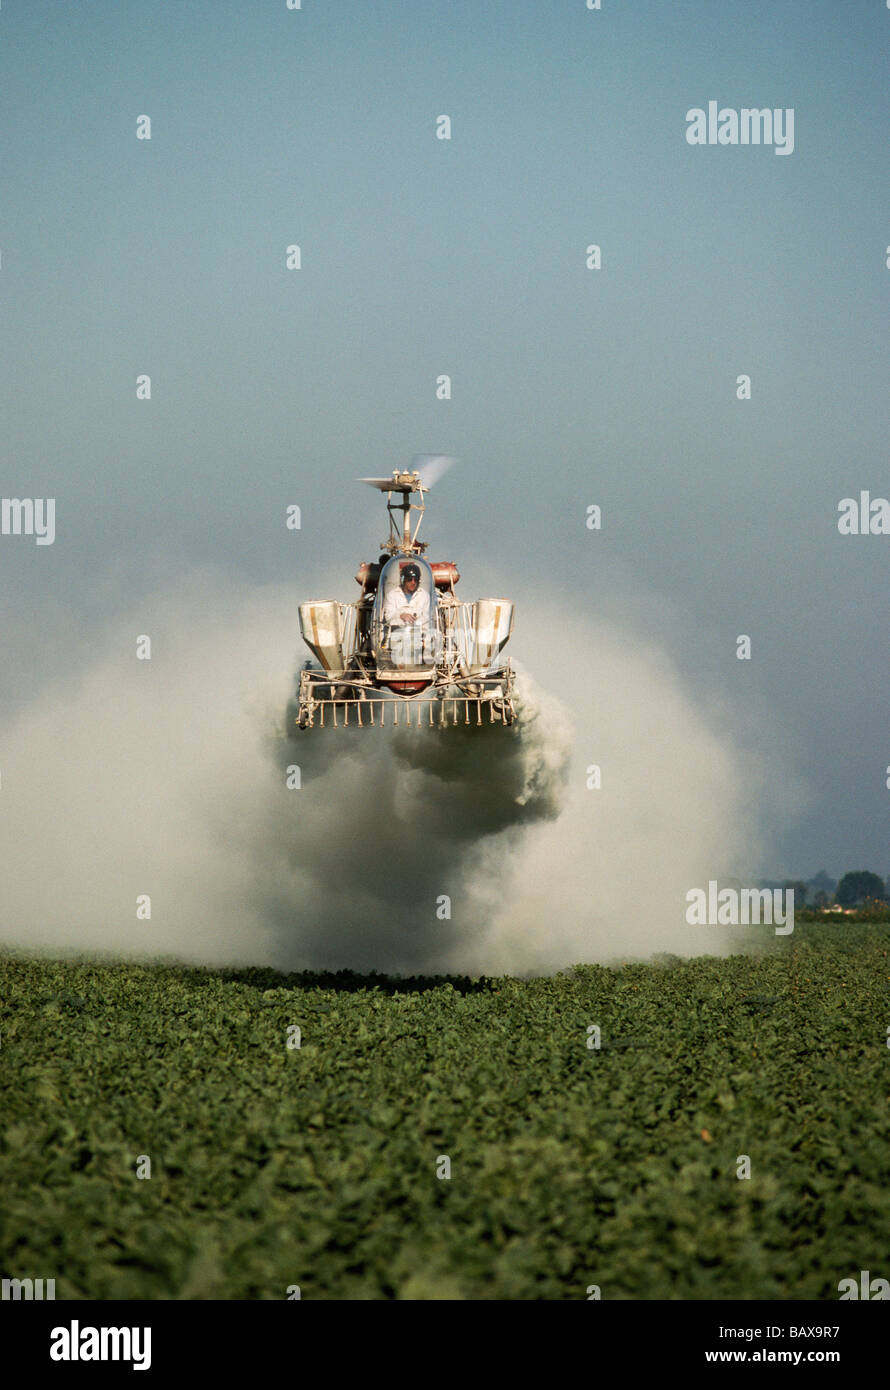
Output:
top-left (1, 0), bottom-right (889, 881)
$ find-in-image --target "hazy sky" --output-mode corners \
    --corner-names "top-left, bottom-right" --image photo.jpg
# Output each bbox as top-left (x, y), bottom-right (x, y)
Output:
top-left (1, 0), bottom-right (888, 884)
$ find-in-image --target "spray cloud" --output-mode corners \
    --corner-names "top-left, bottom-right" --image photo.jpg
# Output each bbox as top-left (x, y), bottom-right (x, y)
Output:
top-left (0, 574), bottom-right (793, 975)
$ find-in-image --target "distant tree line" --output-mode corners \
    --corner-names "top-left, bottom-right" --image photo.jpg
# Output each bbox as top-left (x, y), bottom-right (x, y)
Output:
top-left (768, 869), bottom-right (890, 909)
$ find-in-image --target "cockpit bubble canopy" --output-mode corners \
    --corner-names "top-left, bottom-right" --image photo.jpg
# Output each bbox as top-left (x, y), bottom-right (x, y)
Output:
top-left (372, 555), bottom-right (440, 671)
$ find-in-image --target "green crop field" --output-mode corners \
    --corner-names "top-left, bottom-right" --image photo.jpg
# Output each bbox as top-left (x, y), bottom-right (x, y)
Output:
top-left (2, 923), bottom-right (889, 1300)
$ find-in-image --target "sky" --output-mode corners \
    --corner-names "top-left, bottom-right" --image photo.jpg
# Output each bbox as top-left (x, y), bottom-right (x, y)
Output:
top-left (1, 0), bottom-right (889, 913)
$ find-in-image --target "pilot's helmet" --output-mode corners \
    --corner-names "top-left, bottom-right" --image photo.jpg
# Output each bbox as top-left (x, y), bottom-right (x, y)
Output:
top-left (402, 563), bottom-right (420, 583)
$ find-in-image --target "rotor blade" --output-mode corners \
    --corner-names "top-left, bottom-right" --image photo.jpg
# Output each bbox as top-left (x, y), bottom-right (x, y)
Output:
top-left (358, 477), bottom-right (414, 492)
top-left (412, 454), bottom-right (457, 489)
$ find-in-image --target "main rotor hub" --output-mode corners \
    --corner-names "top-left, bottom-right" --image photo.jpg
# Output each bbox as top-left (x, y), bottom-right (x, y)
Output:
top-left (377, 472), bottom-right (427, 555)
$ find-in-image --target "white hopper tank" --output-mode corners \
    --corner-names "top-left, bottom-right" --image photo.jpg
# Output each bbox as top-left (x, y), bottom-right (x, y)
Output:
top-left (467, 598), bottom-right (514, 674)
top-left (299, 600), bottom-right (346, 675)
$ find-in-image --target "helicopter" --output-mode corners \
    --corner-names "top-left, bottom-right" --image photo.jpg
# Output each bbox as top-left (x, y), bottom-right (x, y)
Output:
top-left (295, 457), bottom-right (516, 729)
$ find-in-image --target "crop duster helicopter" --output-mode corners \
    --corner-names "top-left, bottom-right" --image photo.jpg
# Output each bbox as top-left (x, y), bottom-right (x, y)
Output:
top-left (296, 456), bottom-right (516, 729)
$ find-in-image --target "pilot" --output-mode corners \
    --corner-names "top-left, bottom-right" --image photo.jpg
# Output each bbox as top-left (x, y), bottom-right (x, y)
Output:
top-left (383, 562), bottom-right (430, 627)
top-left (383, 562), bottom-right (435, 664)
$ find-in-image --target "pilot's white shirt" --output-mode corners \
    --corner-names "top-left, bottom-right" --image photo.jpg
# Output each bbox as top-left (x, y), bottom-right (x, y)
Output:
top-left (383, 585), bottom-right (431, 626)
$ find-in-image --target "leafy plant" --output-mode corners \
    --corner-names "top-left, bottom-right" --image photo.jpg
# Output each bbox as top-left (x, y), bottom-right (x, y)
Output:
top-left (2, 923), bottom-right (889, 1300)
